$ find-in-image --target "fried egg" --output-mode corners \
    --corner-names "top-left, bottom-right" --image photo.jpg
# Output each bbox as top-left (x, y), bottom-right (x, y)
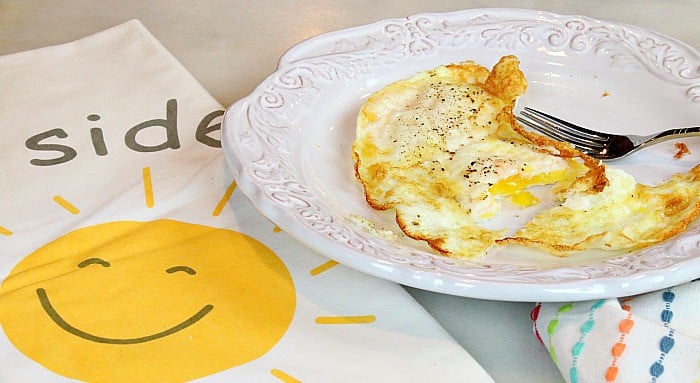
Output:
top-left (500, 165), bottom-right (700, 255)
top-left (353, 56), bottom-right (601, 257)
top-left (352, 55), bottom-right (699, 258)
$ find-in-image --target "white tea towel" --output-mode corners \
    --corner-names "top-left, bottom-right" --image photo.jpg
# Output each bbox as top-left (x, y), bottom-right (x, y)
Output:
top-left (0, 20), bottom-right (492, 383)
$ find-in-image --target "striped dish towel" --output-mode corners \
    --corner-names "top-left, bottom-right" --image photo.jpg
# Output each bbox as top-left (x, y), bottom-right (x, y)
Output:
top-left (532, 280), bottom-right (700, 383)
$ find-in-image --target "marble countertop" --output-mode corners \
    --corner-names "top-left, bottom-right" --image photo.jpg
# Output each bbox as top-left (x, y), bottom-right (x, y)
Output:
top-left (3, 1), bottom-right (698, 382)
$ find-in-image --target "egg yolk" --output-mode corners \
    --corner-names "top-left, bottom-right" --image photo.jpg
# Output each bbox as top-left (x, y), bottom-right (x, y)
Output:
top-left (510, 190), bottom-right (539, 207)
top-left (488, 161), bottom-right (586, 207)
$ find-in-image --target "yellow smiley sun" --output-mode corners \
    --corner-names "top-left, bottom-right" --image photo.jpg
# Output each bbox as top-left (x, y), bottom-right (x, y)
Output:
top-left (0, 219), bottom-right (296, 383)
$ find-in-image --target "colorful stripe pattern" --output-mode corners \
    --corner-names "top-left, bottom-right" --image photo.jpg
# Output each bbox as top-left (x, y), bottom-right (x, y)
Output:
top-left (650, 290), bottom-right (676, 382)
top-left (547, 303), bottom-right (573, 364)
top-left (606, 299), bottom-right (634, 382)
top-left (531, 303), bottom-right (543, 344)
top-left (569, 300), bottom-right (605, 383)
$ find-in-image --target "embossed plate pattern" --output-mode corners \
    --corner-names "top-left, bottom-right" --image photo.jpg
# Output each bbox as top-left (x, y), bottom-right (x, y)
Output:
top-left (222, 8), bottom-right (700, 301)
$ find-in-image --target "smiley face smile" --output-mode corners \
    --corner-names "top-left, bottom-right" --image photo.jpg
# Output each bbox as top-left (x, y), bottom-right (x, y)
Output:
top-left (36, 288), bottom-right (213, 344)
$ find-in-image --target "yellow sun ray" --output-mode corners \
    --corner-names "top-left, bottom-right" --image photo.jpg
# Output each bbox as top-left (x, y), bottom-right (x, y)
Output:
top-left (310, 260), bottom-right (339, 276)
top-left (53, 195), bottom-right (80, 214)
top-left (212, 180), bottom-right (236, 216)
top-left (273, 226), bottom-right (282, 233)
top-left (142, 166), bottom-right (154, 208)
top-left (0, 226), bottom-right (12, 236)
top-left (270, 368), bottom-right (301, 383)
top-left (315, 315), bottom-right (376, 325)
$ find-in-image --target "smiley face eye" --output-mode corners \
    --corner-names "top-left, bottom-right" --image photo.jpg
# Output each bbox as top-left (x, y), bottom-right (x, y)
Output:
top-left (166, 266), bottom-right (196, 275)
top-left (78, 258), bottom-right (111, 268)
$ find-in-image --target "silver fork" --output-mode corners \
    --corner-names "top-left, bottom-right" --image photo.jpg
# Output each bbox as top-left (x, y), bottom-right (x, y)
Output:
top-left (516, 107), bottom-right (700, 160)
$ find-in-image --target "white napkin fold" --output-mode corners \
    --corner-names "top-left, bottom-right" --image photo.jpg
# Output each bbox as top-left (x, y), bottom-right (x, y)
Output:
top-left (0, 20), bottom-right (492, 382)
top-left (533, 280), bottom-right (700, 383)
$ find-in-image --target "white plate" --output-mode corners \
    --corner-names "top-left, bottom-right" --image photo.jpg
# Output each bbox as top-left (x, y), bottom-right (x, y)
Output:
top-left (222, 8), bottom-right (700, 302)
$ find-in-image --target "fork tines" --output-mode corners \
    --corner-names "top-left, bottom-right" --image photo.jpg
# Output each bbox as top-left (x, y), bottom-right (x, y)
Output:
top-left (516, 107), bottom-right (607, 154)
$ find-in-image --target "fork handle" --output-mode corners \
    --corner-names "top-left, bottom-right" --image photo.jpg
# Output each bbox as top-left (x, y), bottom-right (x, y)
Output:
top-left (649, 126), bottom-right (700, 144)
